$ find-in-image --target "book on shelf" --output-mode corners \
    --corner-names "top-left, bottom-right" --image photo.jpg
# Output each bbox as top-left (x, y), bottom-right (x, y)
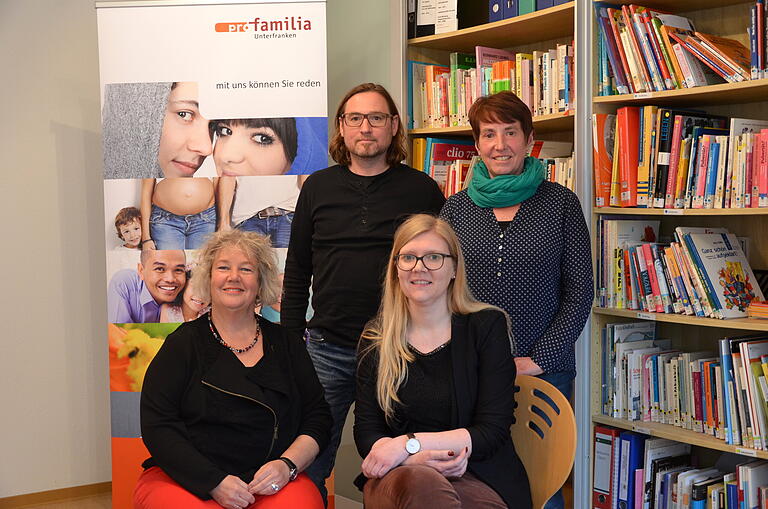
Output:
top-left (415, 0), bottom-right (436, 37)
top-left (593, 425), bottom-right (621, 509)
top-left (597, 327), bottom-right (768, 456)
top-left (592, 113), bottom-right (616, 207)
top-left (419, 137), bottom-right (477, 192)
top-left (415, 138), bottom-right (575, 195)
top-left (597, 219), bottom-right (765, 319)
top-left (449, 52), bottom-right (476, 126)
top-left (592, 111), bottom-right (768, 210)
top-left (435, 0), bottom-right (458, 34)
top-left (407, 43), bottom-right (573, 131)
top-left (595, 2), bottom-right (768, 96)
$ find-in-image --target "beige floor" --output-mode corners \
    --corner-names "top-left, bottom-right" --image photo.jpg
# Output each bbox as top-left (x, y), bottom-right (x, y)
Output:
top-left (1, 494), bottom-right (111, 509)
top-left (5, 493), bottom-right (365, 509)
top-left (9, 485), bottom-right (569, 509)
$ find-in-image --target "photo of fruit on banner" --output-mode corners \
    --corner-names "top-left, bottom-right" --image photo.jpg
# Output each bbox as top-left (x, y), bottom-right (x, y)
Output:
top-left (109, 323), bottom-right (181, 392)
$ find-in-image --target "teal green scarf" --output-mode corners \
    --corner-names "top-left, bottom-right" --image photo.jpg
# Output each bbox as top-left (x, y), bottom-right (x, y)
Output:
top-left (467, 156), bottom-right (545, 208)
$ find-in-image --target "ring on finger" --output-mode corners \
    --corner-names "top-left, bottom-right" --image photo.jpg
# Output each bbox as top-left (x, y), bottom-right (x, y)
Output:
top-left (270, 481), bottom-right (280, 492)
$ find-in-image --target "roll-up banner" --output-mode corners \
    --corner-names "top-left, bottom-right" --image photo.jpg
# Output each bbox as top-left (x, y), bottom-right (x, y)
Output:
top-left (96, 2), bottom-right (327, 506)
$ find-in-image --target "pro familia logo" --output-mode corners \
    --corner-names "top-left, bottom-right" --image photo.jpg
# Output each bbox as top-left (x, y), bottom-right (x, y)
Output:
top-left (215, 16), bottom-right (312, 37)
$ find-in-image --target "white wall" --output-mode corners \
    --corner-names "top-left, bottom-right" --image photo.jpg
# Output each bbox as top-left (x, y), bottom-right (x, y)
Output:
top-left (325, 0), bottom-right (404, 502)
top-left (0, 0), bottom-right (110, 498)
top-left (0, 0), bottom-right (403, 499)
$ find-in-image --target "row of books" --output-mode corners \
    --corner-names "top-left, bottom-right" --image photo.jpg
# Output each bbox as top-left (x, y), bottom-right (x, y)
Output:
top-left (407, 42), bottom-right (574, 129)
top-left (602, 323), bottom-right (768, 456)
top-left (594, 424), bottom-right (768, 509)
top-left (595, 2), bottom-right (762, 96)
top-left (407, 0), bottom-right (459, 37)
top-left (592, 110), bottom-right (768, 209)
top-left (408, 0), bottom-right (571, 39)
top-left (597, 219), bottom-right (765, 318)
top-left (488, 0), bottom-right (570, 24)
top-left (412, 137), bottom-right (575, 195)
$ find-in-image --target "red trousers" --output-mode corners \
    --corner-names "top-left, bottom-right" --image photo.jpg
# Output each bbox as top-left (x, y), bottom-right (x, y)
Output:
top-left (134, 466), bottom-right (323, 509)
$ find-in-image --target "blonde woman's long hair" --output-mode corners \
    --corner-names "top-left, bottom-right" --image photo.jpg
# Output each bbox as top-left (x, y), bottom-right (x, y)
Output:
top-left (361, 214), bottom-right (506, 421)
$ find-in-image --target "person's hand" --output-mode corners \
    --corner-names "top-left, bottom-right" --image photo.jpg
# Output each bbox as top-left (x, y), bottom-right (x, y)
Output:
top-left (248, 460), bottom-right (291, 496)
top-left (210, 475), bottom-right (255, 509)
top-left (140, 239), bottom-right (156, 251)
top-left (515, 357), bottom-right (543, 376)
top-left (361, 436), bottom-right (409, 479)
top-left (402, 447), bottom-right (469, 478)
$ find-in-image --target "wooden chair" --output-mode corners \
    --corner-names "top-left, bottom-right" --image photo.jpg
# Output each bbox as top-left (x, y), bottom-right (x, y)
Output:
top-left (511, 375), bottom-right (577, 509)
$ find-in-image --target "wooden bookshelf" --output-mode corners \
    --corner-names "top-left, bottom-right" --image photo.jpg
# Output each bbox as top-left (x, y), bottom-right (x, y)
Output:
top-left (593, 307), bottom-right (768, 332)
top-left (408, 2), bottom-right (574, 52)
top-left (594, 207), bottom-right (768, 216)
top-left (409, 110), bottom-right (574, 137)
top-left (593, 79), bottom-right (768, 107)
top-left (589, 0), bottom-right (768, 485)
top-left (593, 0), bottom-right (754, 12)
top-left (593, 415), bottom-right (768, 460)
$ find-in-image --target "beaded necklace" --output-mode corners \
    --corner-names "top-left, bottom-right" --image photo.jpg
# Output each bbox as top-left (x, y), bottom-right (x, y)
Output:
top-left (207, 312), bottom-right (261, 354)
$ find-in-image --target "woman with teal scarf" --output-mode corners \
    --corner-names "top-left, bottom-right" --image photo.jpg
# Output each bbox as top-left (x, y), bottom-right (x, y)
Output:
top-left (440, 91), bottom-right (593, 509)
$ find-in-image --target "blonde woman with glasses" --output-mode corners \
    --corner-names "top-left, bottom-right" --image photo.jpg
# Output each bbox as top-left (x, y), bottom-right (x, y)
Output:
top-left (353, 214), bottom-right (531, 509)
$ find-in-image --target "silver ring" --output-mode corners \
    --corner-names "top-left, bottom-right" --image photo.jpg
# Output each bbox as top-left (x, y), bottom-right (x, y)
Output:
top-left (270, 481), bottom-right (280, 492)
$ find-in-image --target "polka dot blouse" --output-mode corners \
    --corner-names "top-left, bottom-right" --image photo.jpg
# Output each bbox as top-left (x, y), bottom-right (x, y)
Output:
top-left (440, 181), bottom-right (594, 374)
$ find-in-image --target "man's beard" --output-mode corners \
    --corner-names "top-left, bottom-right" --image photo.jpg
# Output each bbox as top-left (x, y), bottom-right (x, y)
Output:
top-left (348, 139), bottom-right (388, 159)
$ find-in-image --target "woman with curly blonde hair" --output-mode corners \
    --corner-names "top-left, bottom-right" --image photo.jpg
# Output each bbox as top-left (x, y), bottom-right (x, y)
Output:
top-left (136, 229), bottom-right (331, 509)
top-left (354, 214), bottom-right (531, 509)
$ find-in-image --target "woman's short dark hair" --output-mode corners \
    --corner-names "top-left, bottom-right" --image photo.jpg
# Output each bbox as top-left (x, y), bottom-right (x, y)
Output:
top-left (468, 91), bottom-right (534, 142)
top-left (329, 83), bottom-right (407, 167)
top-left (213, 117), bottom-right (298, 163)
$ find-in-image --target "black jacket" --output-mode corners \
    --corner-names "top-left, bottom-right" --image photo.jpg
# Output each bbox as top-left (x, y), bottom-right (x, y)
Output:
top-left (140, 314), bottom-right (331, 499)
top-left (353, 309), bottom-right (532, 509)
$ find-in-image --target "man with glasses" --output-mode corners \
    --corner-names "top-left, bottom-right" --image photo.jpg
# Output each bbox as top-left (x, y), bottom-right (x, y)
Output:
top-left (282, 83), bottom-right (445, 503)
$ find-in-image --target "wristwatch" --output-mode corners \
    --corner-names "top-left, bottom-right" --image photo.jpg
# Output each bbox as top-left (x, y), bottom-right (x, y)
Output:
top-left (278, 456), bottom-right (298, 481)
top-left (405, 433), bottom-right (421, 455)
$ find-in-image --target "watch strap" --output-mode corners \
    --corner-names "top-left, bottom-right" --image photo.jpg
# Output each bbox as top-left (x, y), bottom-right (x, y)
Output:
top-left (278, 456), bottom-right (298, 481)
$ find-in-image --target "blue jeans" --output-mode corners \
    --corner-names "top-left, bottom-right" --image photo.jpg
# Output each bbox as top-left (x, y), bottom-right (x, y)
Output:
top-left (235, 212), bottom-right (293, 248)
top-left (150, 204), bottom-right (216, 250)
top-left (536, 371), bottom-right (575, 509)
top-left (303, 330), bottom-right (358, 506)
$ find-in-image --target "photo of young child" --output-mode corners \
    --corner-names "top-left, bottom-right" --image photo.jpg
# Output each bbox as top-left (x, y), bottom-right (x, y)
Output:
top-left (158, 267), bottom-right (210, 323)
top-left (114, 207), bottom-right (142, 250)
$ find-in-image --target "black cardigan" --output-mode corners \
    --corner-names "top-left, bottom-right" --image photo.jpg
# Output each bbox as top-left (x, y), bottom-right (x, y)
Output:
top-left (140, 314), bottom-right (331, 499)
top-left (353, 309), bottom-right (532, 509)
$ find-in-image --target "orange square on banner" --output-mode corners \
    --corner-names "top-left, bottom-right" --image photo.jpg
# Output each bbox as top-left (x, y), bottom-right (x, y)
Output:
top-left (111, 437), bottom-right (149, 509)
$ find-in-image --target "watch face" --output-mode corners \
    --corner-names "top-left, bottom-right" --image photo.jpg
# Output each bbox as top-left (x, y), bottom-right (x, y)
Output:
top-left (406, 438), bottom-right (420, 454)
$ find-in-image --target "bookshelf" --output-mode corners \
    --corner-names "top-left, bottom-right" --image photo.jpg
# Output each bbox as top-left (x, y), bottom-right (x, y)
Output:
top-left (404, 2), bottom-right (587, 502)
top-left (593, 415), bottom-right (768, 459)
top-left (592, 78), bottom-right (768, 106)
top-left (590, 0), bottom-right (768, 502)
top-left (408, 3), bottom-right (575, 52)
top-left (406, 2), bottom-right (578, 177)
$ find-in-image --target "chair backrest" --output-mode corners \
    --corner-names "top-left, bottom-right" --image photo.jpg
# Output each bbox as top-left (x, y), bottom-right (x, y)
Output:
top-left (511, 375), bottom-right (577, 509)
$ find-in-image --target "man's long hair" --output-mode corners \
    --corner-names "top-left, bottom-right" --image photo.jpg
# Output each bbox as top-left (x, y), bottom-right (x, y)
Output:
top-left (329, 83), bottom-right (407, 166)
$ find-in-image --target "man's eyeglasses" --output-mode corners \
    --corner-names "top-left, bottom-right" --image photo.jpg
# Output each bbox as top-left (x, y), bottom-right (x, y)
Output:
top-left (340, 112), bottom-right (393, 128)
top-left (394, 253), bottom-right (453, 271)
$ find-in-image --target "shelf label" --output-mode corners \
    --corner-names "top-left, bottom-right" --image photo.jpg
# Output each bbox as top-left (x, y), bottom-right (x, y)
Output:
top-left (663, 209), bottom-right (683, 215)
top-left (637, 312), bottom-right (656, 321)
top-left (634, 426), bottom-right (651, 435)
top-left (633, 92), bottom-right (652, 99)
top-left (736, 447), bottom-right (758, 457)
